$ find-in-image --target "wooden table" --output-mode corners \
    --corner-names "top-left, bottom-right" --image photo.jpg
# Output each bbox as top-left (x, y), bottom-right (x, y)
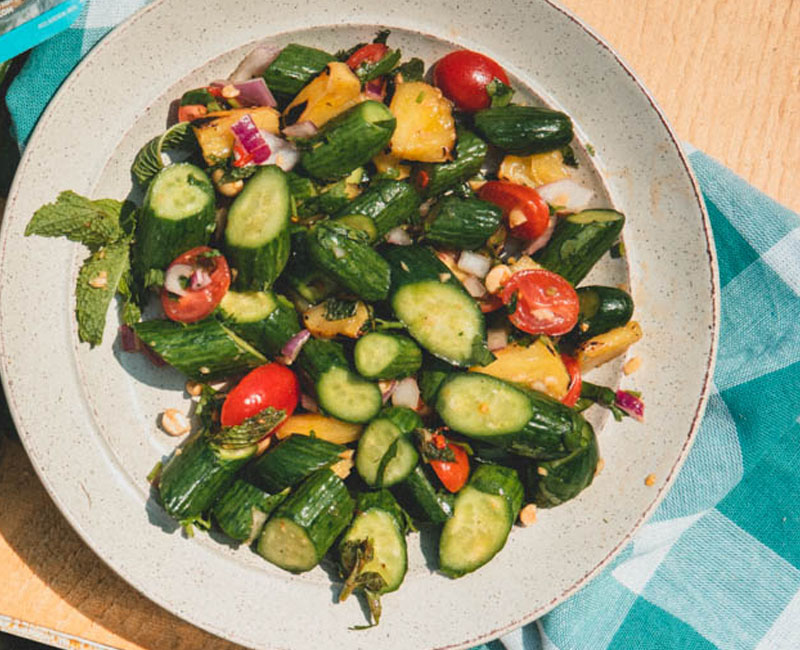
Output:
top-left (1, 1), bottom-right (798, 649)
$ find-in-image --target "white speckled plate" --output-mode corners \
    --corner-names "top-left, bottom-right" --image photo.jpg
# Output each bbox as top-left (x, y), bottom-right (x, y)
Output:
top-left (0, 1), bottom-right (718, 648)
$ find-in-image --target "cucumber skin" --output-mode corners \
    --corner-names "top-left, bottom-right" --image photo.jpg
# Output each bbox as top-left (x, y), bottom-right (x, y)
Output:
top-left (565, 286), bottom-right (634, 345)
top-left (473, 105), bottom-right (574, 155)
top-left (134, 163), bottom-right (216, 278)
top-left (159, 435), bottom-right (255, 521)
top-left (534, 210), bottom-right (625, 285)
top-left (295, 337), bottom-right (349, 382)
top-left (221, 293), bottom-right (301, 359)
top-left (259, 469), bottom-right (355, 572)
top-left (212, 479), bottom-right (287, 542)
top-left (300, 101), bottom-right (396, 180)
top-left (380, 406), bottom-right (423, 435)
top-left (249, 434), bottom-right (346, 493)
top-left (133, 318), bottom-right (266, 381)
top-left (417, 128), bottom-right (488, 198)
top-left (356, 415), bottom-right (419, 488)
top-left (424, 196), bottom-right (503, 250)
top-left (334, 180), bottom-right (421, 238)
top-left (354, 333), bottom-right (423, 380)
top-left (262, 44), bottom-right (335, 105)
top-left (392, 464), bottom-right (454, 524)
top-left (307, 221), bottom-right (391, 301)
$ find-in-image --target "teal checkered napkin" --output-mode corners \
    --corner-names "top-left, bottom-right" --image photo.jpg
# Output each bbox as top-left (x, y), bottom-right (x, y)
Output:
top-left (6, 3), bottom-right (800, 648)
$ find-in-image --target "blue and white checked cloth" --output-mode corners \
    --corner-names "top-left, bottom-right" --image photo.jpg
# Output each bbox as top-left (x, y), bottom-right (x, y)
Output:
top-left (7, 3), bottom-right (800, 648)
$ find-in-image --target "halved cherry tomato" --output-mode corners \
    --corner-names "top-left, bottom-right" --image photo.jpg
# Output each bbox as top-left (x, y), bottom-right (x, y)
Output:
top-left (478, 181), bottom-right (550, 240)
top-left (429, 434), bottom-right (470, 493)
top-left (560, 354), bottom-right (582, 408)
top-left (177, 104), bottom-right (208, 122)
top-left (500, 269), bottom-right (579, 336)
top-left (220, 363), bottom-right (300, 428)
top-left (161, 247), bottom-right (230, 324)
top-left (346, 43), bottom-right (389, 71)
top-left (432, 50), bottom-right (509, 112)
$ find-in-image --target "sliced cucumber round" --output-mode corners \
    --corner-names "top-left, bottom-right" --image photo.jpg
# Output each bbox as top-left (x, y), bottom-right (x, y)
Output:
top-left (316, 366), bottom-right (383, 424)
top-left (356, 418), bottom-right (419, 488)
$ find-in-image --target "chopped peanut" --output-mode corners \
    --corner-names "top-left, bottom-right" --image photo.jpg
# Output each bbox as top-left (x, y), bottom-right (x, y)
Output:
top-left (519, 503), bottom-right (537, 526)
top-left (623, 356), bottom-right (642, 375)
top-left (331, 457), bottom-right (355, 480)
top-left (537, 466), bottom-right (548, 477)
top-left (484, 264), bottom-right (511, 294)
top-left (221, 84), bottom-right (240, 99)
top-left (88, 270), bottom-right (108, 289)
top-left (595, 458), bottom-right (605, 476)
top-left (211, 168), bottom-right (244, 197)
top-left (161, 409), bottom-right (190, 437)
top-left (185, 380), bottom-right (204, 397)
top-left (644, 473), bottom-right (656, 487)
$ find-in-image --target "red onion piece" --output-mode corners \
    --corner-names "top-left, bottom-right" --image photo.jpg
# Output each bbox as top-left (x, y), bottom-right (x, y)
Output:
top-left (282, 121), bottom-right (319, 139)
top-left (230, 114), bottom-right (272, 164)
top-left (280, 329), bottom-right (311, 365)
top-left (163, 263), bottom-right (193, 296)
top-left (364, 78), bottom-right (386, 101)
top-left (260, 131), bottom-right (299, 171)
top-left (210, 78), bottom-right (276, 108)
top-left (457, 251), bottom-right (492, 278)
top-left (523, 214), bottom-right (556, 256)
top-left (189, 268), bottom-right (212, 290)
top-left (392, 377), bottom-right (420, 410)
top-left (462, 275), bottom-right (488, 298)
top-left (615, 390), bottom-right (645, 422)
top-left (386, 226), bottom-right (413, 246)
top-left (119, 325), bottom-right (142, 352)
top-left (143, 344), bottom-right (167, 367)
top-left (230, 45), bottom-right (281, 82)
top-left (300, 393), bottom-right (320, 413)
top-left (379, 380), bottom-right (398, 404)
top-left (536, 179), bottom-right (594, 213)
top-left (487, 328), bottom-right (509, 352)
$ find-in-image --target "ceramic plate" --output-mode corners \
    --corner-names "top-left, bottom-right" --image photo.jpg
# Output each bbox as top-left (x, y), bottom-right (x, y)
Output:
top-left (0, 1), bottom-right (717, 648)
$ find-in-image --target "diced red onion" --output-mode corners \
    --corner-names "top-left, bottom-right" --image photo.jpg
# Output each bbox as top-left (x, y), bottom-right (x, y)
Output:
top-left (364, 78), bottom-right (386, 101)
top-left (379, 380), bottom-right (398, 404)
top-left (163, 263), bottom-right (193, 296)
top-left (280, 329), bottom-right (311, 365)
top-left (260, 131), bottom-right (299, 171)
top-left (462, 275), bottom-right (488, 298)
top-left (230, 114), bottom-right (272, 164)
top-left (189, 268), bottom-right (212, 290)
top-left (457, 251), bottom-right (492, 278)
top-left (300, 393), bottom-right (320, 413)
top-left (615, 390), bottom-right (645, 422)
top-left (386, 226), bottom-right (413, 246)
top-left (487, 328), bottom-right (508, 352)
top-left (536, 179), bottom-right (594, 213)
top-left (211, 78), bottom-right (276, 108)
top-left (119, 325), bottom-right (142, 352)
top-left (392, 377), bottom-right (420, 410)
top-left (230, 45), bottom-right (281, 82)
top-left (282, 121), bottom-right (319, 139)
top-left (523, 214), bottom-right (556, 255)
top-left (143, 344), bottom-right (167, 367)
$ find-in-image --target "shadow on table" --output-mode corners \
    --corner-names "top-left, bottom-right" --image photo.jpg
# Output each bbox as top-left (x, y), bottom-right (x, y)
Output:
top-left (0, 437), bottom-right (246, 650)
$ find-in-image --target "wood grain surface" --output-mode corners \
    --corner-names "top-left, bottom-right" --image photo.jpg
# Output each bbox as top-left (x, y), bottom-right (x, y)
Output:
top-left (0, 1), bottom-right (797, 649)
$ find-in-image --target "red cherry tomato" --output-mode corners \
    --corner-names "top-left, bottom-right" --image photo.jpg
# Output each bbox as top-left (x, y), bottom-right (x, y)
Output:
top-left (161, 247), bottom-right (230, 324)
top-left (346, 43), bottom-right (389, 71)
top-left (220, 363), bottom-right (300, 428)
top-left (432, 50), bottom-right (509, 112)
top-left (478, 181), bottom-right (550, 240)
top-left (500, 270), bottom-right (579, 336)
top-left (177, 104), bottom-right (208, 122)
top-left (560, 354), bottom-right (582, 408)
top-left (429, 436), bottom-right (470, 493)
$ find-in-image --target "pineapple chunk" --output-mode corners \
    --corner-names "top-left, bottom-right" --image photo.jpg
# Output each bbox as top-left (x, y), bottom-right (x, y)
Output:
top-left (302, 301), bottom-right (370, 339)
top-left (192, 107), bottom-right (280, 165)
top-left (284, 62), bottom-right (363, 128)
top-left (275, 414), bottom-right (363, 445)
top-left (389, 81), bottom-right (455, 162)
top-left (499, 150), bottom-right (570, 188)
top-left (576, 321), bottom-right (643, 373)
top-left (471, 338), bottom-right (570, 400)
top-left (372, 150), bottom-right (411, 180)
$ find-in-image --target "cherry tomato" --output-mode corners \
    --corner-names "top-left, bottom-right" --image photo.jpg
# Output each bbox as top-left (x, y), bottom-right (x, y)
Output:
top-left (220, 363), bottom-right (300, 428)
top-left (432, 50), bottom-right (509, 112)
top-left (429, 435), bottom-right (470, 493)
top-left (177, 104), bottom-right (208, 122)
top-left (161, 247), bottom-right (230, 324)
top-left (478, 181), bottom-right (550, 240)
top-left (560, 354), bottom-right (582, 408)
top-left (500, 269), bottom-right (579, 336)
top-left (346, 43), bottom-right (389, 71)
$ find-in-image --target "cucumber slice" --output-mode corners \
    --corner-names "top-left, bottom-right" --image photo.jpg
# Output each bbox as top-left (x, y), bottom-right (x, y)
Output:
top-left (473, 105), bottom-right (574, 155)
top-left (219, 290), bottom-right (301, 358)
top-left (257, 469), bottom-right (354, 573)
top-left (385, 246), bottom-right (493, 367)
top-left (133, 162), bottom-right (216, 279)
top-left (564, 285), bottom-right (634, 345)
top-left (262, 44), bottom-right (335, 106)
top-left (354, 332), bottom-right (422, 380)
top-left (316, 365), bottom-right (383, 424)
top-left (392, 464), bottom-right (454, 524)
top-left (439, 464), bottom-right (523, 578)
top-left (334, 179), bottom-right (421, 238)
top-left (334, 214), bottom-right (379, 244)
top-left (249, 434), bottom-right (347, 493)
top-left (356, 409), bottom-right (420, 488)
top-left (424, 196), bottom-right (503, 250)
top-left (224, 165), bottom-right (291, 290)
top-left (212, 479), bottom-right (287, 543)
top-left (416, 127), bottom-right (488, 198)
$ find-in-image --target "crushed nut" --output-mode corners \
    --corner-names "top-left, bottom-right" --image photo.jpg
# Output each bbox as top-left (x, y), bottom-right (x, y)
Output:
top-left (484, 264), bottom-right (511, 294)
top-left (88, 270), bottom-right (108, 289)
top-left (644, 473), bottom-right (656, 487)
top-left (439, 272), bottom-right (452, 283)
top-left (221, 84), bottom-right (240, 99)
top-left (338, 449), bottom-right (355, 460)
top-left (331, 457), bottom-right (354, 480)
top-left (595, 458), bottom-right (605, 476)
top-left (519, 503), bottom-right (537, 526)
top-left (161, 409), bottom-right (190, 437)
top-left (537, 466), bottom-right (548, 476)
top-left (579, 322), bottom-right (590, 332)
top-left (256, 435), bottom-right (273, 456)
top-left (400, 261), bottom-right (410, 272)
top-left (508, 208), bottom-right (527, 228)
top-left (623, 356), bottom-right (642, 375)
top-left (185, 380), bottom-right (204, 397)
top-left (199, 366), bottom-right (211, 375)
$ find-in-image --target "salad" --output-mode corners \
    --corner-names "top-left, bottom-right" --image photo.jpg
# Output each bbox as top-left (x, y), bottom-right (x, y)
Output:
top-left (25, 32), bottom-right (644, 626)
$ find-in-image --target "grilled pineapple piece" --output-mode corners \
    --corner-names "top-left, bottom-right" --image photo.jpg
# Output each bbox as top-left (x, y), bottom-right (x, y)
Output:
top-left (389, 81), bottom-right (455, 162)
top-left (576, 321), bottom-right (643, 373)
top-left (192, 107), bottom-right (280, 165)
top-left (284, 62), bottom-right (363, 128)
top-left (499, 150), bottom-right (570, 188)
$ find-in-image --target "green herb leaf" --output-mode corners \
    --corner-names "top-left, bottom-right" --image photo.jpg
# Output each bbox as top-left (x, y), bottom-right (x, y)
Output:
top-left (25, 191), bottom-right (129, 252)
top-left (131, 122), bottom-right (196, 186)
top-left (117, 270), bottom-right (142, 326)
top-left (487, 78), bottom-right (514, 108)
top-left (324, 297), bottom-right (358, 321)
top-left (356, 49), bottom-right (402, 83)
top-left (75, 239), bottom-right (131, 346)
top-left (143, 268), bottom-right (165, 290)
top-left (393, 57), bottom-right (425, 82)
top-left (373, 29), bottom-right (391, 45)
top-left (560, 145), bottom-right (579, 168)
top-left (209, 407), bottom-right (286, 449)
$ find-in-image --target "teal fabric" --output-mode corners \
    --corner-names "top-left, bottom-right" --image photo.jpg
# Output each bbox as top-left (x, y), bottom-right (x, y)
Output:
top-left (7, 3), bottom-right (800, 648)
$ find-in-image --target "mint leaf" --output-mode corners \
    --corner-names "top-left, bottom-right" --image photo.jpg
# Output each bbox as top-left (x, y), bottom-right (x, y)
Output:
top-left (117, 270), bottom-right (142, 325)
top-left (25, 191), bottom-right (128, 251)
top-left (393, 57), bottom-right (424, 82)
top-left (131, 122), bottom-right (196, 186)
top-left (487, 78), bottom-right (514, 108)
top-left (76, 240), bottom-right (130, 346)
